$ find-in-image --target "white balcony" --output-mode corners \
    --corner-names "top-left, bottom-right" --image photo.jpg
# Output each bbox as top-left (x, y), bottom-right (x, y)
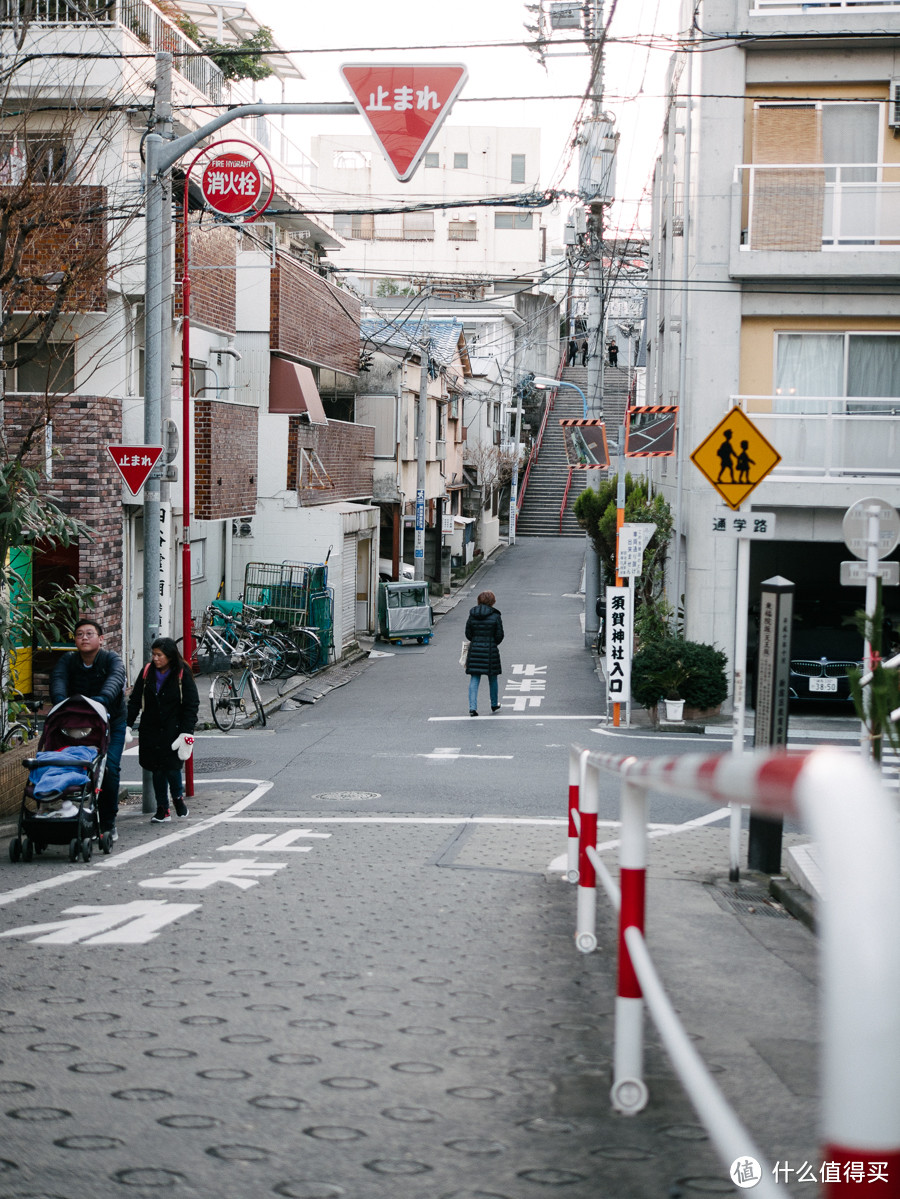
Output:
top-left (751, 0), bottom-right (900, 8)
top-left (730, 165), bottom-right (900, 278)
top-left (0, 0), bottom-right (224, 104)
top-left (735, 395), bottom-right (900, 480)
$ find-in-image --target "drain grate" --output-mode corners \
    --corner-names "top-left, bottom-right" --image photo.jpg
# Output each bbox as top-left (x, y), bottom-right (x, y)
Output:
top-left (193, 757), bottom-right (253, 774)
top-left (710, 887), bottom-right (792, 919)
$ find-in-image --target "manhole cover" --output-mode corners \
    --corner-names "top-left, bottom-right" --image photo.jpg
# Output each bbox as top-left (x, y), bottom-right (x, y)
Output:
top-left (194, 757), bottom-right (253, 773)
top-left (311, 791), bottom-right (381, 802)
top-left (710, 887), bottom-right (791, 919)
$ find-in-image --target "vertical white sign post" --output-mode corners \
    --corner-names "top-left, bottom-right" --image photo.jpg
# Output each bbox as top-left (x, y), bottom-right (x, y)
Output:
top-left (614, 525), bottom-right (653, 729)
top-left (606, 587), bottom-right (632, 716)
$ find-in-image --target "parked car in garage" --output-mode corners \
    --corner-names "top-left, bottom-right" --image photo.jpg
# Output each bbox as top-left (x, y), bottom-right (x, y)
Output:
top-left (788, 625), bottom-right (863, 705)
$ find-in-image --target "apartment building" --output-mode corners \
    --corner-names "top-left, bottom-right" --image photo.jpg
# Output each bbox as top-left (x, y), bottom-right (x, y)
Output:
top-left (312, 126), bottom-right (560, 561)
top-left (0, 0), bottom-right (371, 682)
top-left (647, 0), bottom-right (900, 682)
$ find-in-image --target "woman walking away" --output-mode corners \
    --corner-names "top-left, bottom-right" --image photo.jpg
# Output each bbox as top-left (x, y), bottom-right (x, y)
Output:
top-left (465, 590), bottom-right (504, 716)
top-left (127, 637), bottom-right (200, 824)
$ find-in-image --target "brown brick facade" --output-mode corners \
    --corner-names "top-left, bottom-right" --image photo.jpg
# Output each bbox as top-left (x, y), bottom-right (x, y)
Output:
top-left (10, 185), bottom-right (108, 313)
top-left (3, 393), bottom-right (123, 648)
top-left (175, 218), bottom-right (237, 333)
top-left (288, 418), bottom-right (374, 504)
top-left (271, 256), bottom-right (360, 375)
top-left (194, 399), bottom-right (257, 520)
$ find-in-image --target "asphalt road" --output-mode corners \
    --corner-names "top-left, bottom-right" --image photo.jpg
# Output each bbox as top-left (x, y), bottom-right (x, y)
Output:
top-left (0, 537), bottom-right (825, 1198)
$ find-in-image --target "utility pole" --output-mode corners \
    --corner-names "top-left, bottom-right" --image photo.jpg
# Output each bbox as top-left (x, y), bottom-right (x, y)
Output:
top-left (414, 290), bottom-right (429, 582)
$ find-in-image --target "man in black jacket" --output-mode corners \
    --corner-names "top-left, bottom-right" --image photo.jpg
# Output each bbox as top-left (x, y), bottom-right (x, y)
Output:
top-left (50, 618), bottom-right (128, 841)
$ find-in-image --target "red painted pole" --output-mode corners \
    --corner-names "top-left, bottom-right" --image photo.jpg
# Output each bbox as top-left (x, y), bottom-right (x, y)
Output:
top-left (181, 184), bottom-right (194, 798)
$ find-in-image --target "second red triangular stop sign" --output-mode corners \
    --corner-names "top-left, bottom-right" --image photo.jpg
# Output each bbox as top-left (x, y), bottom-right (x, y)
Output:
top-left (341, 63), bottom-right (467, 182)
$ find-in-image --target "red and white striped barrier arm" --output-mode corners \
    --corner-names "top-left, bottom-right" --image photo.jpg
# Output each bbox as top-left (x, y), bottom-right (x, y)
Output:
top-left (570, 746), bottom-right (900, 1196)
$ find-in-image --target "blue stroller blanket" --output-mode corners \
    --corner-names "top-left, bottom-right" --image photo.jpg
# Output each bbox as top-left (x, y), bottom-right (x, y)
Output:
top-left (29, 747), bottom-right (99, 798)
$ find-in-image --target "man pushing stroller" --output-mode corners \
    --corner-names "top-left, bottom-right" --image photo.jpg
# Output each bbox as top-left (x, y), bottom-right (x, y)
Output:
top-left (50, 619), bottom-right (127, 843)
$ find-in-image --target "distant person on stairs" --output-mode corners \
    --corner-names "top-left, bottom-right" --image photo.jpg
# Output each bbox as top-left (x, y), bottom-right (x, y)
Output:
top-left (580, 339), bottom-right (588, 367)
top-left (566, 338), bottom-right (578, 365)
top-left (608, 339), bottom-right (618, 367)
top-left (465, 591), bottom-right (504, 716)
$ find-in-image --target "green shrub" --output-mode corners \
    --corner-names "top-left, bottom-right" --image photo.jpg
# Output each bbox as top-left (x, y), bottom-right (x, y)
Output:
top-left (631, 636), bottom-right (728, 710)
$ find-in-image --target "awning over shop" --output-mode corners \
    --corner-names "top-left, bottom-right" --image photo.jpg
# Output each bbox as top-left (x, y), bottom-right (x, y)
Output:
top-left (269, 357), bottom-right (328, 423)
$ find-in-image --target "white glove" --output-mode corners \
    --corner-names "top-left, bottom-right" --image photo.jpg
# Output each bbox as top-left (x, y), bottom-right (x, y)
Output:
top-left (125, 727), bottom-right (135, 745)
top-left (172, 733), bottom-right (194, 761)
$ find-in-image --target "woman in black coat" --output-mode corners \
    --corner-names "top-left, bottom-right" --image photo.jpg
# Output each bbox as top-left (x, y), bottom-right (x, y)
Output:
top-left (126, 637), bottom-right (200, 824)
top-left (465, 590), bottom-right (504, 716)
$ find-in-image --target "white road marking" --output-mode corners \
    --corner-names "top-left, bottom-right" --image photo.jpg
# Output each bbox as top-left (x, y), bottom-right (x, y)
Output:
top-left (221, 829), bottom-right (331, 852)
top-left (430, 714), bottom-right (603, 721)
top-left (1, 900), bottom-right (200, 944)
top-left (416, 746), bottom-right (514, 761)
top-left (139, 859), bottom-right (287, 890)
top-left (547, 807), bottom-right (734, 873)
top-left (0, 871), bottom-right (98, 908)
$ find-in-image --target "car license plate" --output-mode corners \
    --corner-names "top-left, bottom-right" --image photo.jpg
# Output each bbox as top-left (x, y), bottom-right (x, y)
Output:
top-left (810, 677), bottom-right (838, 693)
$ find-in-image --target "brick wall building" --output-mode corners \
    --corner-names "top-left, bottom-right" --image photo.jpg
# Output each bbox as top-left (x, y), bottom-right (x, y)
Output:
top-left (175, 220), bottom-right (237, 332)
top-left (271, 256), bottom-right (360, 375)
top-left (3, 392), bottom-right (123, 653)
top-left (287, 418), bottom-right (374, 503)
top-left (194, 399), bottom-right (258, 521)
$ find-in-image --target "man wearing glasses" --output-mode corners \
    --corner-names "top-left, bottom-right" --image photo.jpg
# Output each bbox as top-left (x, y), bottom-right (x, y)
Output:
top-left (50, 619), bottom-right (128, 842)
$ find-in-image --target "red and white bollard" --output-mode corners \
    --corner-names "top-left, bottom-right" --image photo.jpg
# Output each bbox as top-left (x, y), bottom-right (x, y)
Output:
top-left (612, 777), bottom-right (649, 1114)
top-left (575, 757), bottom-right (599, 953)
top-left (567, 748), bottom-right (587, 883)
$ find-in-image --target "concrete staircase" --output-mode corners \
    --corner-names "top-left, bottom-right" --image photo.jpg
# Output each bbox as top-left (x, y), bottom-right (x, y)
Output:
top-left (516, 361), bottom-right (634, 537)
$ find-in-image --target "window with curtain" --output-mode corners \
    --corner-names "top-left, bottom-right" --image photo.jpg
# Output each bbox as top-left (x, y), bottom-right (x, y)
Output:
top-left (774, 332), bottom-right (900, 411)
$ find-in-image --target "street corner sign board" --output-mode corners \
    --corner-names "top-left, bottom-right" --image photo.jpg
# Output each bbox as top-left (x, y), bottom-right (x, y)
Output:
top-left (108, 445), bottom-right (163, 495)
top-left (690, 406), bottom-right (780, 511)
top-left (341, 63), bottom-right (468, 181)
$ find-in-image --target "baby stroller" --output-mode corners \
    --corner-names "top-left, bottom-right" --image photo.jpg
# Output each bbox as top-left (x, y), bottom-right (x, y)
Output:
top-left (8, 696), bottom-right (112, 864)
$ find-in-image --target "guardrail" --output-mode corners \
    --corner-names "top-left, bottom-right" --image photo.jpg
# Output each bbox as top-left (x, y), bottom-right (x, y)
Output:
top-left (567, 744), bottom-right (900, 1196)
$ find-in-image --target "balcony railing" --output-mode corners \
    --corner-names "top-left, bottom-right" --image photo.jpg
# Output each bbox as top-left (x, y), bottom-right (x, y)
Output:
top-left (735, 395), bottom-right (900, 479)
top-left (0, 0), bottom-right (224, 104)
top-left (735, 164), bottom-right (900, 250)
top-left (751, 0), bottom-right (900, 8)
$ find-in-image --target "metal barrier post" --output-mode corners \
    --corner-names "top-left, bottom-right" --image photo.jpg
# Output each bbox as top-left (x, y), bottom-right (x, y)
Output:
top-left (567, 747), bottom-right (585, 883)
top-left (575, 758), bottom-right (599, 953)
top-left (612, 777), bottom-right (649, 1114)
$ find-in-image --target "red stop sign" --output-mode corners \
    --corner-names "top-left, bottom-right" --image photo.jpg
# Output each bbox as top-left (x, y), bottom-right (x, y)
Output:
top-left (200, 154), bottom-right (263, 215)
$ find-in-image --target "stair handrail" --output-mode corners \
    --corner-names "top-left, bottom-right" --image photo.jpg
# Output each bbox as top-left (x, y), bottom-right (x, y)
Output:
top-left (519, 356), bottom-right (565, 513)
top-left (559, 466), bottom-right (575, 534)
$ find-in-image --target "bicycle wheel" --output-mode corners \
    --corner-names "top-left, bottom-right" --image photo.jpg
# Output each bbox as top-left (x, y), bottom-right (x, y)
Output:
top-left (1, 723), bottom-right (30, 751)
top-left (262, 633), bottom-right (299, 679)
top-left (294, 628), bottom-right (322, 675)
top-left (210, 675), bottom-right (237, 731)
top-left (248, 674), bottom-right (267, 728)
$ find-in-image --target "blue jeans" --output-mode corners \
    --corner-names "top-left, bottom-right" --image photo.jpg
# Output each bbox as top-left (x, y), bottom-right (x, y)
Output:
top-left (152, 768), bottom-right (184, 811)
top-left (101, 721), bottom-right (127, 830)
top-left (468, 674), bottom-right (499, 711)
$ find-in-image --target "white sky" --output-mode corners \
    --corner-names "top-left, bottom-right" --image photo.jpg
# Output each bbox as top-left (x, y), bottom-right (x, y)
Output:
top-left (246, 0), bottom-right (682, 235)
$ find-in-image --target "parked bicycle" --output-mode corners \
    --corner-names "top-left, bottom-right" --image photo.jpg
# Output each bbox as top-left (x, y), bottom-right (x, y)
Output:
top-left (1, 693), bottom-right (43, 752)
top-left (275, 625), bottom-right (324, 697)
top-left (209, 652), bottom-right (267, 731)
top-left (195, 602), bottom-right (298, 681)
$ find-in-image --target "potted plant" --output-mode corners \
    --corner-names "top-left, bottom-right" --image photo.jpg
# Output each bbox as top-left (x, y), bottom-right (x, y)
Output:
top-left (631, 637), bottom-right (728, 723)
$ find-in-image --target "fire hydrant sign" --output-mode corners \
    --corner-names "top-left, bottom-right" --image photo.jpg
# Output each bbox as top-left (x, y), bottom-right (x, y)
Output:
top-left (108, 445), bottom-right (163, 495)
top-left (341, 63), bottom-right (468, 181)
top-left (201, 154), bottom-right (263, 215)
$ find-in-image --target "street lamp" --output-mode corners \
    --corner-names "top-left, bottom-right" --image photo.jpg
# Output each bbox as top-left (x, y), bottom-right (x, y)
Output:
top-left (530, 375), bottom-right (588, 420)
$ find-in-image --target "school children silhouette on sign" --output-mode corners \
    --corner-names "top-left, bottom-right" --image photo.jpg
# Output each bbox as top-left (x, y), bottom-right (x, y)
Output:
top-left (736, 440), bottom-right (754, 484)
top-left (716, 428), bottom-right (736, 482)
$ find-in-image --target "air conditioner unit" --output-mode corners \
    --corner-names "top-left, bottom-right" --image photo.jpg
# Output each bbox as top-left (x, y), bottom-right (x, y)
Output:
top-left (891, 79), bottom-right (900, 131)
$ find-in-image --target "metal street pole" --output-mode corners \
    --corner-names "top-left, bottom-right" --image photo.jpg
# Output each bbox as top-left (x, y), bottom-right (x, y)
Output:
top-left (414, 292), bottom-right (429, 582)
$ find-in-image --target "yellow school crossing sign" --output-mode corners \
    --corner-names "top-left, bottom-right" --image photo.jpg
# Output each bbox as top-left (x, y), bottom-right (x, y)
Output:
top-left (690, 406), bottom-right (781, 511)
